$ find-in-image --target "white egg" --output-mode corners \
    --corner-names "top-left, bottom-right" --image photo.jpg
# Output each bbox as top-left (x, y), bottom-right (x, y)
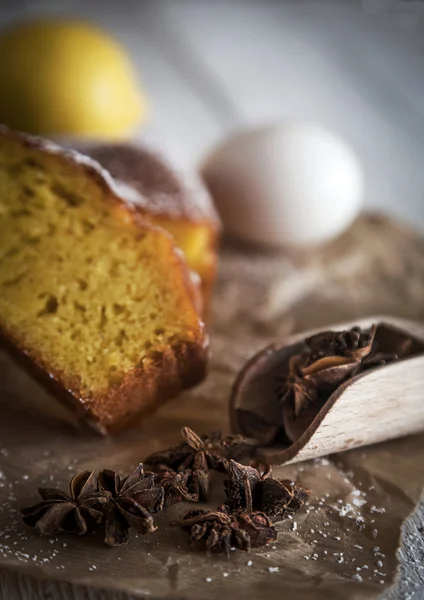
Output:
top-left (201, 123), bottom-right (364, 247)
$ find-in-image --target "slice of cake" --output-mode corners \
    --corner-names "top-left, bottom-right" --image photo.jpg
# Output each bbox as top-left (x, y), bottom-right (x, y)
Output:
top-left (79, 143), bottom-right (220, 311)
top-left (0, 127), bottom-right (208, 433)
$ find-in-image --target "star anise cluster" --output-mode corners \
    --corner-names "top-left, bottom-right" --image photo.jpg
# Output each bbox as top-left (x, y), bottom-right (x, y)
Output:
top-left (172, 458), bottom-right (309, 555)
top-left (276, 325), bottom-right (404, 419)
top-left (21, 464), bottom-right (165, 546)
top-left (144, 427), bottom-right (256, 501)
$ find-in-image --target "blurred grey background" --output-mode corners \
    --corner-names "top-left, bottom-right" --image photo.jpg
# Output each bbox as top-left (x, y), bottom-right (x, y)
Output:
top-left (2, 0), bottom-right (424, 230)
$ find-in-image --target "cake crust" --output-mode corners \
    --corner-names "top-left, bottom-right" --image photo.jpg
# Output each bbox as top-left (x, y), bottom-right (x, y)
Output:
top-left (80, 143), bottom-right (220, 223)
top-left (1, 325), bottom-right (207, 434)
top-left (0, 126), bottom-right (208, 433)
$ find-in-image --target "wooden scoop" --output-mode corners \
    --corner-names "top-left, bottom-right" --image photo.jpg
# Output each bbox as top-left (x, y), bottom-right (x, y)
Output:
top-left (230, 316), bottom-right (424, 465)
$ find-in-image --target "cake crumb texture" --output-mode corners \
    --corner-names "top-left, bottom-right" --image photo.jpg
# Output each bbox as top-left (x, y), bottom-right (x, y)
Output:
top-left (83, 143), bottom-right (220, 310)
top-left (0, 127), bottom-right (207, 431)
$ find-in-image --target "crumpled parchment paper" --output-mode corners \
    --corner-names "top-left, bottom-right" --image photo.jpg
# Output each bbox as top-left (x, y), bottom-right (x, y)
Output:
top-left (1, 214), bottom-right (424, 599)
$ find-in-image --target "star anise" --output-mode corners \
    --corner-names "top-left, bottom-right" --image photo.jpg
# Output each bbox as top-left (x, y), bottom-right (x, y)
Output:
top-left (254, 476), bottom-right (310, 518)
top-left (224, 460), bottom-right (263, 512)
top-left (154, 467), bottom-right (199, 507)
top-left (224, 460), bottom-right (310, 520)
top-left (304, 325), bottom-right (376, 368)
top-left (21, 470), bottom-right (108, 536)
top-left (300, 325), bottom-right (376, 386)
top-left (145, 427), bottom-right (255, 500)
top-left (171, 505), bottom-right (277, 556)
top-left (275, 354), bottom-right (318, 418)
top-left (98, 464), bottom-right (164, 546)
top-left (351, 333), bottom-right (413, 376)
top-left (277, 326), bottom-right (377, 417)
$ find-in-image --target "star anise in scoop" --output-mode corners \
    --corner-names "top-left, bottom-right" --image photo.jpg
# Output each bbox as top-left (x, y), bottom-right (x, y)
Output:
top-left (145, 427), bottom-right (255, 500)
top-left (301, 325), bottom-right (377, 382)
top-left (275, 354), bottom-right (318, 418)
top-left (304, 325), bottom-right (376, 365)
top-left (351, 333), bottom-right (413, 376)
top-left (154, 467), bottom-right (199, 507)
top-left (224, 460), bottom-right (310, 521)
top-left (21, 470), bottom-right (108, 536)
top-left (171, 505), bottom-right (277, 556)
top-left (277, 326), bottom-right (377, 417)
top-left (98, 464), bottom-right (164, 546)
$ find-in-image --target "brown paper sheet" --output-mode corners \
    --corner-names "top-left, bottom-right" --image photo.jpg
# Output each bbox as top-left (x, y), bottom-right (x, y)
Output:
top-left (1, 215), bottom-right (424, 599)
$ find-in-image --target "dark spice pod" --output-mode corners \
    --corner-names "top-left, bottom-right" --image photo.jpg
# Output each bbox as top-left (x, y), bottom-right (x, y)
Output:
top-left (171, 505), bottom-right (277, 556)
top-left (154, 467), bottom-right (199, 507)
top-left (98, 464), bottom-right (164, 546)
top-left (230, 319), bottom-right (424, 466)
top-left (145, 427), bottom-right (256, 500)
top-left (21, 470), bottom-right (108, 537)
top-left (224, 459), bottom-right (309, 520)
top-left (254, 477), bottom-right (310, 518)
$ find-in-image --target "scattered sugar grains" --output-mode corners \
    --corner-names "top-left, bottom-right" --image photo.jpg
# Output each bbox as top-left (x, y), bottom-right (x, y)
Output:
top-left (370, 506), bottom-right (386, 514)
top-left (0, 451), bottom-right (392, 587)
top-left (352, 498), bottom-right (366, 508)
top-left (314, 457), bottom-right (331, 467)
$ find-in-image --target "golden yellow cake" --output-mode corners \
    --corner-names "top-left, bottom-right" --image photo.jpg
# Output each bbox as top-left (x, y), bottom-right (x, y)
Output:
top-left (0, 127), bottom-right (208, 433)
top-left (81, 144), bottom-right (220, 310)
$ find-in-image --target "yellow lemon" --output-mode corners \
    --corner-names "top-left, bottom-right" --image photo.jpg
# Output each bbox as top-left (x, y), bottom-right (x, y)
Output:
top-left (0, 18), bottom-right (147, 138)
